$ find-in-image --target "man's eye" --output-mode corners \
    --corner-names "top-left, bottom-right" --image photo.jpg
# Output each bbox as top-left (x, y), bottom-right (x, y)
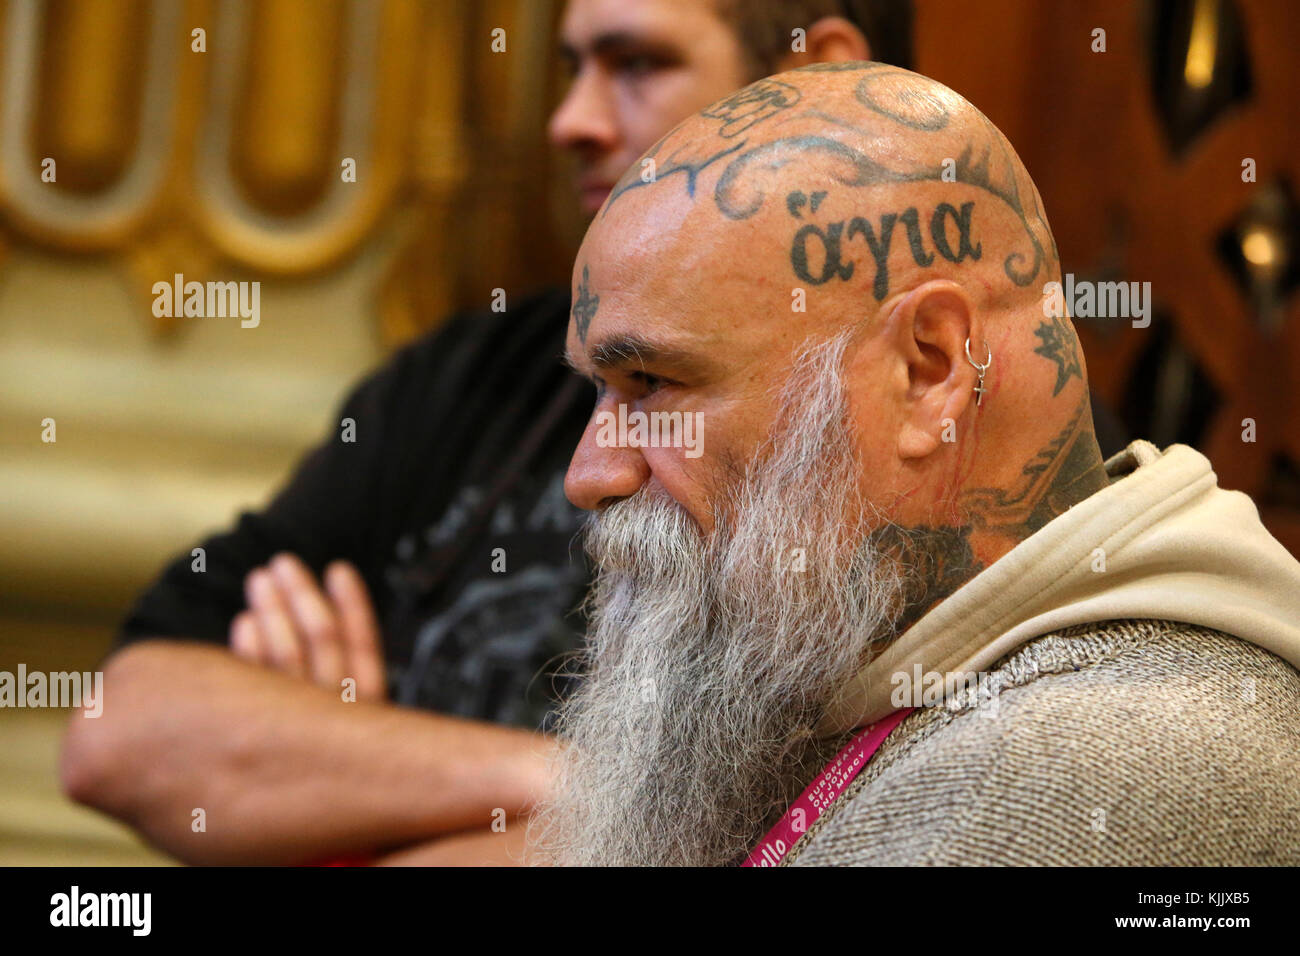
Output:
top-left (630, 371), bottom-right (667, 394)
top-left (616, 53), bottom-right (667, 78)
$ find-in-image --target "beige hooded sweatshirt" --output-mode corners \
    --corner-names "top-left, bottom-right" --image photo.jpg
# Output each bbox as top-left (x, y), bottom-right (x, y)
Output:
top-left (820, 439), bottom-right (1300, 735)
top-left (787, 439), bottom-right (1300, 866)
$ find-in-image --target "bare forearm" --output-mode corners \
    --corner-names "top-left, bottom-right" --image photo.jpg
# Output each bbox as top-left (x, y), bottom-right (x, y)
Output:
top-left (60, 640), bottom-right (556, 865)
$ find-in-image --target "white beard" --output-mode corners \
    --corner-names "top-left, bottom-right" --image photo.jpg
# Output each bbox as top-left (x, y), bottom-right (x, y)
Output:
top-left (531, 330), bottom-right (924, 866)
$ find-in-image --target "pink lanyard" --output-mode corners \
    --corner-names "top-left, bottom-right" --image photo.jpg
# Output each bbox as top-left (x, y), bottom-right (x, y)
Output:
top-left (742, 707), bottom-right (914, 867)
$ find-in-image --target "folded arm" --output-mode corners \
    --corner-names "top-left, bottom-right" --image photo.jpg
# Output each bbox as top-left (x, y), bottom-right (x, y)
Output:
top-left (60, 639), bottom-right (556, 865)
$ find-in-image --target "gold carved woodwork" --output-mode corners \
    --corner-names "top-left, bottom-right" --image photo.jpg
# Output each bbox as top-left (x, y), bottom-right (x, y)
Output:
top-left (0, 0), bottom-right (453, 328)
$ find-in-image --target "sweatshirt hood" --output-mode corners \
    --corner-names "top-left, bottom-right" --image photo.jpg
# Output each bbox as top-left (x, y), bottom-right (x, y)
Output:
top-left (819, 439), bottom-right (1300, 734)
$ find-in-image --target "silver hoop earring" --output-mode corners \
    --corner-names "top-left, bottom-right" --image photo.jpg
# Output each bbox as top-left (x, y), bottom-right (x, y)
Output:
top-left (965, 338), bottom-right (992, 407)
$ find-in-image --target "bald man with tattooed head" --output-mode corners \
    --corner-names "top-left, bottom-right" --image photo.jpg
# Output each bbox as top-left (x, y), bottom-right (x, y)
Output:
top-left (534, 65), bottom-right (1300, 867)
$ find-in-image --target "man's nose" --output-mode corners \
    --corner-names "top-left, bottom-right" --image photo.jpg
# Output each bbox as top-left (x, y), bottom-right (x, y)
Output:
top-left (565, 407), bottom-right (650, 511)
top-left (547, 68), bottom-right (619, 154)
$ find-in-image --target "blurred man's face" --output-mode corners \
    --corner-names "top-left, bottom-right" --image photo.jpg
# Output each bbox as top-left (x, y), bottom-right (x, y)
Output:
top-left (549, 0), bottom-right (752, 217)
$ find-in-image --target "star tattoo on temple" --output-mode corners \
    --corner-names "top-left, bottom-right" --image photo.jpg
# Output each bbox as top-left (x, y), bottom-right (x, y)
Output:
top-left (573, 264), bottom-right (599, 344)
top-left (1033, 314), bottom-right (1082, 396)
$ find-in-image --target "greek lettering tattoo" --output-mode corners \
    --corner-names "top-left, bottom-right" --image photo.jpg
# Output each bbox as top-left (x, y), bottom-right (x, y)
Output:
top-left (788, 197), bottom-right (981, 300)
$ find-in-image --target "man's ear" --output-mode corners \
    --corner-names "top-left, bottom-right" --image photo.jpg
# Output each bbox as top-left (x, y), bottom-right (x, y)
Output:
top-left (885, 280), bottom-right (981, 461)
top-left (773, 16), bottom-right (871, 72)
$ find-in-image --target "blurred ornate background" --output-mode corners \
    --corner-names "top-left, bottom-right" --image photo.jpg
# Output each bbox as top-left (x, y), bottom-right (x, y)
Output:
top-left (0, 0), bottom-right (1296, 863)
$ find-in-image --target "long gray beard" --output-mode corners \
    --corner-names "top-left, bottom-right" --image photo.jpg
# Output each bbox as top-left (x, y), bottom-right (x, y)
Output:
top-left (530, 331), bottom-right (917, 866)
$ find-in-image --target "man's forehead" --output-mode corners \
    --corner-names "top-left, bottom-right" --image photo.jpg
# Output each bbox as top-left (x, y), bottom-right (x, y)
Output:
top-left (566, 208), bottom-right (790, 379)
top-left (564, 283), bottom-right (713, 371)
top-left (582, 183), bottom-right (770, 302)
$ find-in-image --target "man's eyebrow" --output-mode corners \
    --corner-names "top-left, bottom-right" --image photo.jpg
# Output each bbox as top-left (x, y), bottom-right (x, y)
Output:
top-left (560, 32), bottom-right (678, 63)
top-left (565, 334), bottom-right (710, 377)
top-left (591, 335), bottom-right (708, 373)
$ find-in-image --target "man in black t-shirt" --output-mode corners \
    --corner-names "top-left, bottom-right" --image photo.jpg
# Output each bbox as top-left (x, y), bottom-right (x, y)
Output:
top-left (62, 3), bottom-right (1117, 865)
top-left (115, 289), bottom-right (592, 732)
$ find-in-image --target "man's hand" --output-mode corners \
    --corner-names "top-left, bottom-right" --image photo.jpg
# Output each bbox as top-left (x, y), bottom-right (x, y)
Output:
top-left (230, 553), bottom-right (386, 701)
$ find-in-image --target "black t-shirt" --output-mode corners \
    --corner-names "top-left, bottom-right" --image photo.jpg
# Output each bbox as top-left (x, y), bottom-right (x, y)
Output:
top-left (117, 288), bottom-right (594, 732)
